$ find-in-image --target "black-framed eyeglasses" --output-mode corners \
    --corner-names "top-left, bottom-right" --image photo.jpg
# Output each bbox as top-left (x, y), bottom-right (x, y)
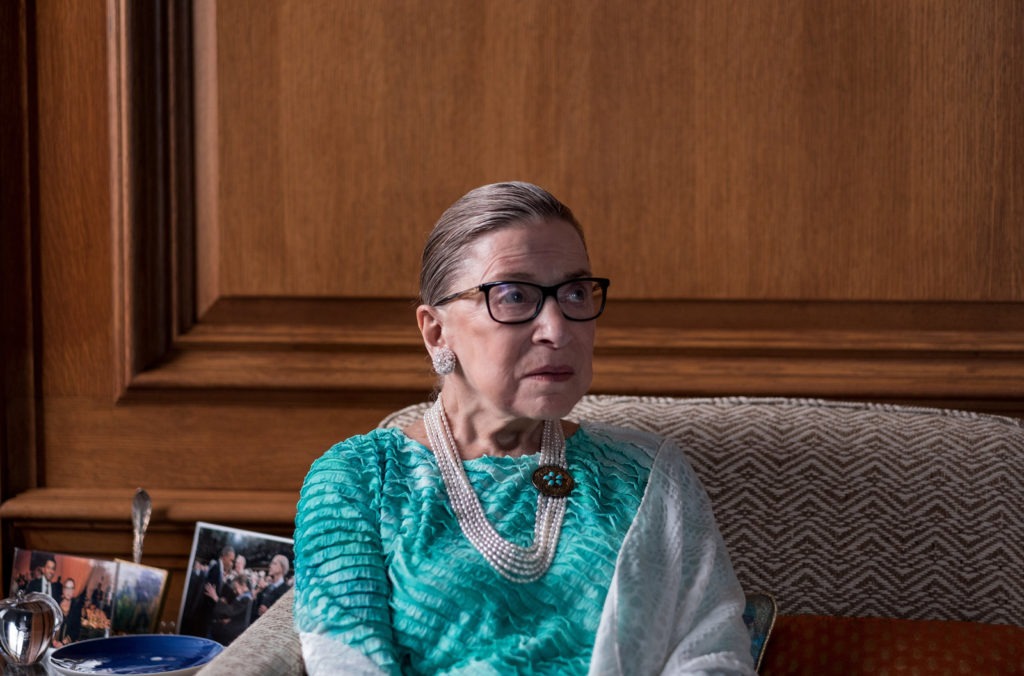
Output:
top-left (435, 277), bottom-right (610, 324)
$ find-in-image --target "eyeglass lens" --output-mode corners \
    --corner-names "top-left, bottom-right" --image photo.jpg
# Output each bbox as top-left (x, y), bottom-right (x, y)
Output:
top-left (485, 279), bottom-right (606, 323)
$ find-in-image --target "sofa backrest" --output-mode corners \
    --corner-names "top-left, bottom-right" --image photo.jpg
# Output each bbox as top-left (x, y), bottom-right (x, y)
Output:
top-left (382, 395), bottom-right (1024, 626)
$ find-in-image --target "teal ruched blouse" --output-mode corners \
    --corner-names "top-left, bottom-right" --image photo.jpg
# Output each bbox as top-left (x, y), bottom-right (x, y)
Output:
top-left (293, 424), bottom-right (653, 675)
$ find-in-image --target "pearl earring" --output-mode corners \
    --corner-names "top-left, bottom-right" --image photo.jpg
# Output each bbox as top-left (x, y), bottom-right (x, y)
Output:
top-left (432, 347), bottom-right (457, 375)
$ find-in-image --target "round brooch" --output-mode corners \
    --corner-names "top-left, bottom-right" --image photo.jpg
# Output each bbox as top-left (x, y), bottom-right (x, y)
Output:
top-left (532, 465), bottom-right (575, 498)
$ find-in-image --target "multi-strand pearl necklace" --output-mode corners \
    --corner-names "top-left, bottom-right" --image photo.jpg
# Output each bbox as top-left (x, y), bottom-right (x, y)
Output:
top-left (423, 397), bottom-right (573, 583)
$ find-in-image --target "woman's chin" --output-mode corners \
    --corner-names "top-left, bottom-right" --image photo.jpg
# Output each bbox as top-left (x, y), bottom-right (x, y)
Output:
top-left (517, 390), bottom-right (586, 421)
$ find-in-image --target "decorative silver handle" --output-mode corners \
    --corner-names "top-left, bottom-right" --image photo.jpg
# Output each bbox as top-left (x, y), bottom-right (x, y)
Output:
top-left (131, 487), bottom-right (152, 564)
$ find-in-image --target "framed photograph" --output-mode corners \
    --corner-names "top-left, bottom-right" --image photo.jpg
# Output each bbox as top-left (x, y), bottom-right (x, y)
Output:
top-left (178, 522), bottom-right (294, 646)
top-left (111, 560), bottom-right (169, 635)
top-left (10, 548), bottom-right (119, 646)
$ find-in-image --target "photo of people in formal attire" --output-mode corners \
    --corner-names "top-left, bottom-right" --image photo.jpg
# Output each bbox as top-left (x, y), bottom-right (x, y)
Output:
top-left (10, 549), bottom-right (117, 645)
top-left (177, 522), bottom-right (294, 646)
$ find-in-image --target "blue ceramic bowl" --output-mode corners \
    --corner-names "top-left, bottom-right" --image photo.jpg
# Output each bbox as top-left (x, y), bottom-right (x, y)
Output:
top-left (49, 635), bottom-right (223, 675)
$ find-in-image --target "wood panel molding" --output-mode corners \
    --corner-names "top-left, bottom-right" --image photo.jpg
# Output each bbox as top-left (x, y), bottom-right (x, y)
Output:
top-left (1, 0), bottom-right (40, 503)
top-left (104, 0), bottom-right (1024, 407)
top-left (111, 0), bottom-right (195, 398)
top-left (0, 488), bottom-right (297, 527)
top-left (109, 1), bottom-right (1024, 414)
top-left (123, 297), bottom-right (1024, 410)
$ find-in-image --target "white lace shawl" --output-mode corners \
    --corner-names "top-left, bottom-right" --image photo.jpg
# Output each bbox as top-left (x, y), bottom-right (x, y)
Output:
top-left (587, 424), bottom-right (755, 675)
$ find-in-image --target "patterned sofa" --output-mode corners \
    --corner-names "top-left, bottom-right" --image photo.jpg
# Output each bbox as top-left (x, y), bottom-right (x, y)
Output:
top-left (199, 396), bottom-right (1024, 674)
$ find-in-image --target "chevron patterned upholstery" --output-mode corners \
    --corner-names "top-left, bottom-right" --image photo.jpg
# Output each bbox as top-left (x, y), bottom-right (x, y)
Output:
top-left (382, 395), bottom-right (1024, 626)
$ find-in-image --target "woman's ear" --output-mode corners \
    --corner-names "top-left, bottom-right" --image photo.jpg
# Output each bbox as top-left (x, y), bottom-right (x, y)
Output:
top-left (416, 304), bottom-right (445, 351)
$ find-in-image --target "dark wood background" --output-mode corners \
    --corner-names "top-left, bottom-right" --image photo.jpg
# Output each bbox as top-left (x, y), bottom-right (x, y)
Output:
top-left (3, 0), bottom-right (1022, 623)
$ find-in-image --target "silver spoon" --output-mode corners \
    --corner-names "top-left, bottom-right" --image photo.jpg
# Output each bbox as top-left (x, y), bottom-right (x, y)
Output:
top-left (131, 488), bottom-right (152, 564)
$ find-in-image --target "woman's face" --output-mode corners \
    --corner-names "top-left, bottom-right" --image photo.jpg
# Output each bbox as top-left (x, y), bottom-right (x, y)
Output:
top-left (425, 219), bottom-right (596, 423)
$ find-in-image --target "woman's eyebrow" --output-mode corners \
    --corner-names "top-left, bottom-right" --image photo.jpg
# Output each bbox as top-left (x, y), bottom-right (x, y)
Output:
top-left (489, 269), bottom-right (592, 283)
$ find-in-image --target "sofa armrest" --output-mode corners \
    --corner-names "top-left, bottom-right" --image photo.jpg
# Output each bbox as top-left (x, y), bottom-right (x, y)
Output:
top-left (197, 587), bottom-right (304, 676)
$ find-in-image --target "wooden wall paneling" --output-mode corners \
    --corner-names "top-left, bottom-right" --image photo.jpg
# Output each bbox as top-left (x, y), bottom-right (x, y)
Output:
top-left (35, 0), bottom-right (113, 401)
top-left (0, 1), bottom-right (193, 621)
top-left (115, 0), bottom-right (1022, 408)
top-left (169, 0), bottom-right (197, 338)
top-left (105, 0), bottom-right (1024, 414)
top-left (1, 0), bottom-right (39, 503)
top-left (1, 0), bottom-right (40, 594)
top-left (192, 1), bottom-right (1024, 302)
top-left (192, 0), bottom-right (219, 317)
top-left (111, 0), bottom-right (185, 395)
top-left (39, 394), bottom-right (422, 491)
top-left (656, 0), bottom-right (1024, 301)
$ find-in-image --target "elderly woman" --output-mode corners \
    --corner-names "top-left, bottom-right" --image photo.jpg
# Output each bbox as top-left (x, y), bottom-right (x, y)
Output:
top-left (294, 182), bottom-right (755, 675)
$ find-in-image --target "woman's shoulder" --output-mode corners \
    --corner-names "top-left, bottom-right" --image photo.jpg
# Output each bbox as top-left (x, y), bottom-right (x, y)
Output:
top-left (319, 426), bottom-right (409, 457)
top-left (576, 421), bottom-right (667, 456)
top-left (575, 420), bottom-right (703, 476)
top-left (573, 421), bottom-right (674, 473)
top-left (304, 427), bottom-right (416, 479)
top-left (298, 428), bottom-right (419, 519)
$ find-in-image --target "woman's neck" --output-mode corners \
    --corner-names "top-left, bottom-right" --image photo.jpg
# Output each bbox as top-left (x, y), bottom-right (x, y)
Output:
top-left (404, 409), bottom-right (543, 461)
top-left (448, 393), bottom-right (557, 459)
top-left (404, 393), bottom-right (580, 460)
